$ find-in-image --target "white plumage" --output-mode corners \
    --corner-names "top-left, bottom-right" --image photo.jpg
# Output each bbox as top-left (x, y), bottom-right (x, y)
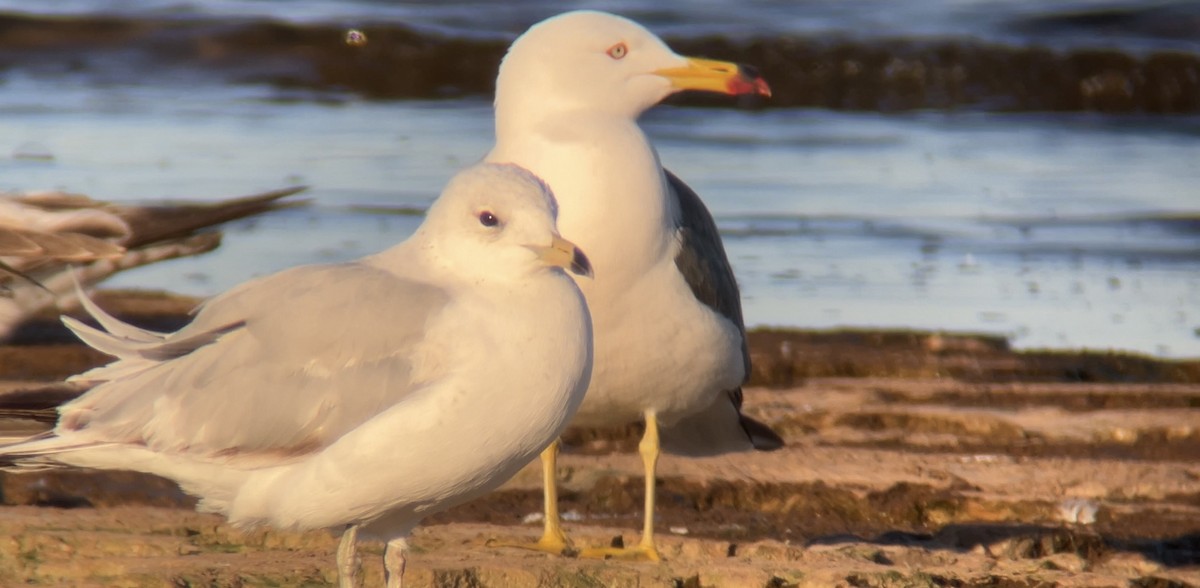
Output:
top-left (0, 163), bottom-right (594, 588)
top-left (486, 10), bottom-right (782, 560)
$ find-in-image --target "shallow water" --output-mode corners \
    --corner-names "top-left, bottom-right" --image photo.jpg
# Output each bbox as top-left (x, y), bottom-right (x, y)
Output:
top-left (2, 71), bottom-right (1196, 358)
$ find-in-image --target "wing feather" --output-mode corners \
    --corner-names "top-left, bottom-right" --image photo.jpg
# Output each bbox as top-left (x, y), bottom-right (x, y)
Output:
top-left (666, 169), bottom-right (749, 376)
top-left (55, 261), bottom-right (450, 463)
top-left (72, 275), bottom-right (166, 342)
top-left (665, 169), bottom-right (785, 453)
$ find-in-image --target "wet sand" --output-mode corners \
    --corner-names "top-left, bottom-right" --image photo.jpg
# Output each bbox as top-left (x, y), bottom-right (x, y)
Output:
top-left (0, 290), bottom-right (1197, 587)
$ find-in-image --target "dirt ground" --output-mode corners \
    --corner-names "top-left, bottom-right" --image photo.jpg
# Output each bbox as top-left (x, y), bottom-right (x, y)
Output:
top-left (0, 290), bottom-right (1197, 587)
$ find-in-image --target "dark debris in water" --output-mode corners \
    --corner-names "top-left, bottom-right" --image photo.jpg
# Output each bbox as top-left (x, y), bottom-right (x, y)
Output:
top-left (1, 13), bottom-right (1199, 112)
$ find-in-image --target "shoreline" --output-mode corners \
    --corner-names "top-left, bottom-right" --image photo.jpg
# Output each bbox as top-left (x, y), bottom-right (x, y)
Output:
top-left (5, 289), bottom-right (1198, 383)
top-left (1, 12), bottom-right (1198, 113)
top-left (0, 289), bottom-right (1197, 586)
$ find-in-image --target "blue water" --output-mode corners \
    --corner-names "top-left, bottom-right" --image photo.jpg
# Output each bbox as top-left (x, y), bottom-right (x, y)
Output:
top-left (4, 0), bottom-right (1198, 51)
top-left (1, 3), bottom-right (1198, 358)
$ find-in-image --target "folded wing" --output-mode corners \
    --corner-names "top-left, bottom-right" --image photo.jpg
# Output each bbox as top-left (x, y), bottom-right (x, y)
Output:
top-left (44, 262), bottom-right (449, 465)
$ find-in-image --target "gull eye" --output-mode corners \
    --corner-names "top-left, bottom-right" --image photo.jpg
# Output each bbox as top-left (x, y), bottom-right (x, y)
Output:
top-left (478, 211), bottom-right (499, 227)
top-left (606, 42), bottom-right (627, 60)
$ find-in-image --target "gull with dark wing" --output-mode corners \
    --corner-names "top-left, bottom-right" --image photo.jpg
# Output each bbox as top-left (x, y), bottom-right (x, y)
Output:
top-left (486, 10), bottom-right (783, 561)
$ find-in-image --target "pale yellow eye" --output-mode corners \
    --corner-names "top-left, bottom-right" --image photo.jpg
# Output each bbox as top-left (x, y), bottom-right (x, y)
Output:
top-left (606, 43), bottom-right (628, 60)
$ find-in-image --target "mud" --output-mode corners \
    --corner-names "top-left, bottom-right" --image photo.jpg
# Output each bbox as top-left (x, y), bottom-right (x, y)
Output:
top-left (0, 290), bottom-right (1197, 586)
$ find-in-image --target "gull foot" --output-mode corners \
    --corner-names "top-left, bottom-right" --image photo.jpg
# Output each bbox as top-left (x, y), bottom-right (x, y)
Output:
top-left (487, 534), bottom-right (579, 558)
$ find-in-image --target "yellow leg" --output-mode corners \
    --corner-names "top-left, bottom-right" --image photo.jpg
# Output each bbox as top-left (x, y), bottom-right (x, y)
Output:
top-left (579, 410), bottom-right (662, 562)
top-left (535, 439), bottom-right (575, 554)
top-left (488, 439), bottom-right (576, 556)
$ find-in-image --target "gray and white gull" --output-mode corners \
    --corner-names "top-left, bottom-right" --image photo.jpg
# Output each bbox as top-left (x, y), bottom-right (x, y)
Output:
top-left (0, 163), bottom-right (595, 588)
top-left (486, 10), bottom-right (783, 560)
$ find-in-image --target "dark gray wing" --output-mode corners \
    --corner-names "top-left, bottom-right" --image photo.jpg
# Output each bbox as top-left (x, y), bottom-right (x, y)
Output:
top-left (666, 169), bottom-right (783, 452)
top-left (667, 169), bottom-right (750, 377)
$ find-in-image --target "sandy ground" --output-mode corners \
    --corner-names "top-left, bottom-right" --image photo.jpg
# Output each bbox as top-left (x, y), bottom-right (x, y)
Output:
top-left (0, 291), bottom-right (1197, 587)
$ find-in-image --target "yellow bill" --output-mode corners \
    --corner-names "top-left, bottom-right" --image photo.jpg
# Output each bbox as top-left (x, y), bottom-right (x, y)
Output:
top-left (530, 235), bottom-right (593, 278)
top-left (654, 56), bottom-right (771, 97)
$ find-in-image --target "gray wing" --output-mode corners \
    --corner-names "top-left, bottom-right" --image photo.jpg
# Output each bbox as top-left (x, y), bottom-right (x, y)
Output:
top-left (666, 169), bottom-right (784, 453)
top-left (666, 169), bottom-right (750, 377)
top-left (56, 261), bottom-right (449, 461)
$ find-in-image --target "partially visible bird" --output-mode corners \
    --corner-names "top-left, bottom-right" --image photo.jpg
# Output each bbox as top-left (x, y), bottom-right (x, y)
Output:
top-left (486, 10), bottom-right (783, 560)
top-left (0, 163), bottom-right (594, 588)
top-left (0, 186), bottom-right (305, 340)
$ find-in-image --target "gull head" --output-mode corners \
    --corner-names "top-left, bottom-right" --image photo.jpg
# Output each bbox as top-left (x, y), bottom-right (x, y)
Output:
top-left (419, 163), bottom-right (592, 280)
top-left (496, 10), bottom-right (770, 121)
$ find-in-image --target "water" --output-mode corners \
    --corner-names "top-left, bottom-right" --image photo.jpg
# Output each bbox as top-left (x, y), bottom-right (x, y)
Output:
top-left (1, 3), bottom-right (1198, 358)
top-left (3, 0), bottom-right (1198, 51)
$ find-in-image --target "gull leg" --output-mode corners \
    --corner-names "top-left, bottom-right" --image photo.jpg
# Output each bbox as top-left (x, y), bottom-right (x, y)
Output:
top-left (384, 537), bottom-right (408, 588)
top-left (487, 439), bottom-right (576, 556)
top-left (635, 410), bottom-right (662, 559)
top-left (579, 410), bottom-right (663, 562)
top-left (336, 524), bottom-right (363, 588)
top-left (536, 439), bottom-right (575, 553)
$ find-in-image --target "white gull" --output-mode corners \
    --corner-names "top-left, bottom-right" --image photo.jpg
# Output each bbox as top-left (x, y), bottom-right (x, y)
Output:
top-left (0, 163), bottom-right (594, 588)
top-left (486, 10), bottom-right (783, 560)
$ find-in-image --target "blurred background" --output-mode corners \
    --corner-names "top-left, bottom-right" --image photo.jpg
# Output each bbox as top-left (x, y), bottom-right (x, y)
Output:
top-left (0, 0), bottom-right (1197, 357)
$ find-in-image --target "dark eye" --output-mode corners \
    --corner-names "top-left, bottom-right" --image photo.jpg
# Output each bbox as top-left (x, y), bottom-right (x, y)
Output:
top-left (606, 43), bottom-right (627, 60)
top-left (478, 211), bottom-right (499, 227)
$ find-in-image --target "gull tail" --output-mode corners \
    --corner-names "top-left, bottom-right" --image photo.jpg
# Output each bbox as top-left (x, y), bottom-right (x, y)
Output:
top-left (0, 430), bottom-right (112, 472)
top-left (660, 387), bottom-right (784, 456)
top-left (740, 414), bottom-right (784, 451)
